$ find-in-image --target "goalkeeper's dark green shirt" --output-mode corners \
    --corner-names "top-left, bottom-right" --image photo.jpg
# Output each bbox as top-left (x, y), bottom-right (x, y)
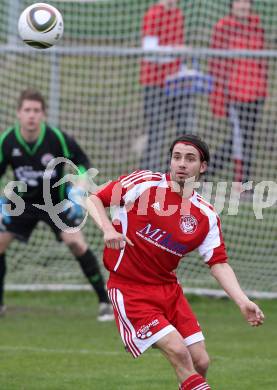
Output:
top-left (0, 122), bottom-right (90, 205)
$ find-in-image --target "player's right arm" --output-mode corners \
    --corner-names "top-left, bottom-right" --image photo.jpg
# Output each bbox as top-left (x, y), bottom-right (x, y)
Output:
top-left (87, 194), bottom-right (127, 249)
top-left (87, 180), bottom-right (134, 250)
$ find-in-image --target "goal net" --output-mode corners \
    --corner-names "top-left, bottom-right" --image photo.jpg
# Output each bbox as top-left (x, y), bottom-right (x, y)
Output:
top-left (0, 0), bottom-right (276, 297)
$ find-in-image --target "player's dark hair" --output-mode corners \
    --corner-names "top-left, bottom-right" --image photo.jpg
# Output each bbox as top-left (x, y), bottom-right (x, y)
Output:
top-left (17, 89), bottom-right (46, 111)
top-left (169, 134), bottom-right (210, 164)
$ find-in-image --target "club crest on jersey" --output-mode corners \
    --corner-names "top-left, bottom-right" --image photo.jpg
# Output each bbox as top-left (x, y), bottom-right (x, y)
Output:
top-left (41, 153), bottom-right (54, 166)
top-left (12, 148), bottom-right (22, 157)
top-left (179, 215), bottom-right (198, 234)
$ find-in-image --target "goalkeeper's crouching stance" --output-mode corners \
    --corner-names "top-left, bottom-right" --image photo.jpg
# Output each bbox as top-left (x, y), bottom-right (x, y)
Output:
top-left (0, 88), bottom-right (113, 322)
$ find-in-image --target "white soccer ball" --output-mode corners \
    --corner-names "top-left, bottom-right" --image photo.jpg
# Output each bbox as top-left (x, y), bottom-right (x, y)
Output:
top-left (18, 3), bottom-right (64, 49)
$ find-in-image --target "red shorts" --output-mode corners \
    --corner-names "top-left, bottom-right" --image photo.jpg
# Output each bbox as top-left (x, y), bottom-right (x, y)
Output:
top-left (107, 280), bottom-right (204, 358)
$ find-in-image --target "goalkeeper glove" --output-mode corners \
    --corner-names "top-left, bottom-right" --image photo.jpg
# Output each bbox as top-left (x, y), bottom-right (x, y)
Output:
top-left (0, 197), bottom-right (11, 231)
top-left (65, 185), bottom-right (86, 221)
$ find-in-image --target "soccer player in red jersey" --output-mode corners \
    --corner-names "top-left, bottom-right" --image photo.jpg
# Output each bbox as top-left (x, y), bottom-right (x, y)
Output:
top-left (87, 134), bottom-right (264, 389)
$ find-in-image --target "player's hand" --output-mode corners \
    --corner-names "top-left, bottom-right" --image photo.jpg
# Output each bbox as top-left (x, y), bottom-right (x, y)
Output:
top-left (103, 229), bottom-right (134, 250)
top-left (239, 300), bottom-right (265, 327)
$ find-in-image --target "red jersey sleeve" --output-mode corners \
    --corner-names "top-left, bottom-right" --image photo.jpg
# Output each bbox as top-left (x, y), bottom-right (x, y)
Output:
top-left (198, 214), bottom-right (228, 267)
top-left (95, 176), bottom-right (127, 207)
top-left (95, 170), bottom-right (163, 208)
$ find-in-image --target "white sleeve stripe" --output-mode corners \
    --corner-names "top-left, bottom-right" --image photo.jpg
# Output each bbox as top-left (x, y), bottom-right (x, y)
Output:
top-left (191, 197), bottom-right (221, 262)
top-left (202, 249), bottom-right (214, 263)
top-left (196, 195), bottom-right (214, 210)
top-left (120, 170), bottom-right (151, 186)
top-left (111, 206), bottom-right (128, 272)
top-left (121, 169), bottom-right (147, 182)
top-left (120, 171), bottom-right (162, 187)
top-left (123, 180), bottom-right (161, 204)
top-left (123, 174), bottom-right (162, 188)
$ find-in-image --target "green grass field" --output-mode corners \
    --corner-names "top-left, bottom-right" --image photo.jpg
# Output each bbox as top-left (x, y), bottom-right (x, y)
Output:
top-left (0, 292), bottom-right (276, 390)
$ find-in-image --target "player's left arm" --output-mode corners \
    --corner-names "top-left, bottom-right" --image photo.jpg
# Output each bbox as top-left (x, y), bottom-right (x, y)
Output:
top-left (199, 212), bottom-right (264, 327)
top-left (210, 262), bottom-right (265, 327)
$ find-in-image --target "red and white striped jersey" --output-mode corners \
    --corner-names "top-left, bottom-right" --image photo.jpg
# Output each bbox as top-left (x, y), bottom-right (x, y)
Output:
top-left (96, 170), bottom-right (227, 285)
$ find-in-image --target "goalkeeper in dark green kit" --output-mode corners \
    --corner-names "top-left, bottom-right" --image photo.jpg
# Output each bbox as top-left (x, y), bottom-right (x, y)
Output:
top-left (0, 89), bottom-right (113, 322)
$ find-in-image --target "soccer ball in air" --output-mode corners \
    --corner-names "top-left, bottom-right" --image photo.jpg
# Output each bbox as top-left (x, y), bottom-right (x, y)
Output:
top-left (18, 3), bottom-right (64, 49)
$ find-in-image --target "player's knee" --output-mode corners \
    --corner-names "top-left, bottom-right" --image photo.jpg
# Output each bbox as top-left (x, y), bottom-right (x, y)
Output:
top-left (193, 352), bottom-right (210, 377)
top-left (66, 240), bottom-right (86, 256)
top-left (0, 233), bottom-right (13, 253)
top-left (168, 344), bottom-right (193, 369)
top-left (61, 231), bottom-right (87, 256)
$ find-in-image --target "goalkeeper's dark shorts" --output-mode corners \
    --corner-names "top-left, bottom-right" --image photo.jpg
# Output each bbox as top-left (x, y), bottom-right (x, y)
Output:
top-left (1, 203), bottom-right (81, 243)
